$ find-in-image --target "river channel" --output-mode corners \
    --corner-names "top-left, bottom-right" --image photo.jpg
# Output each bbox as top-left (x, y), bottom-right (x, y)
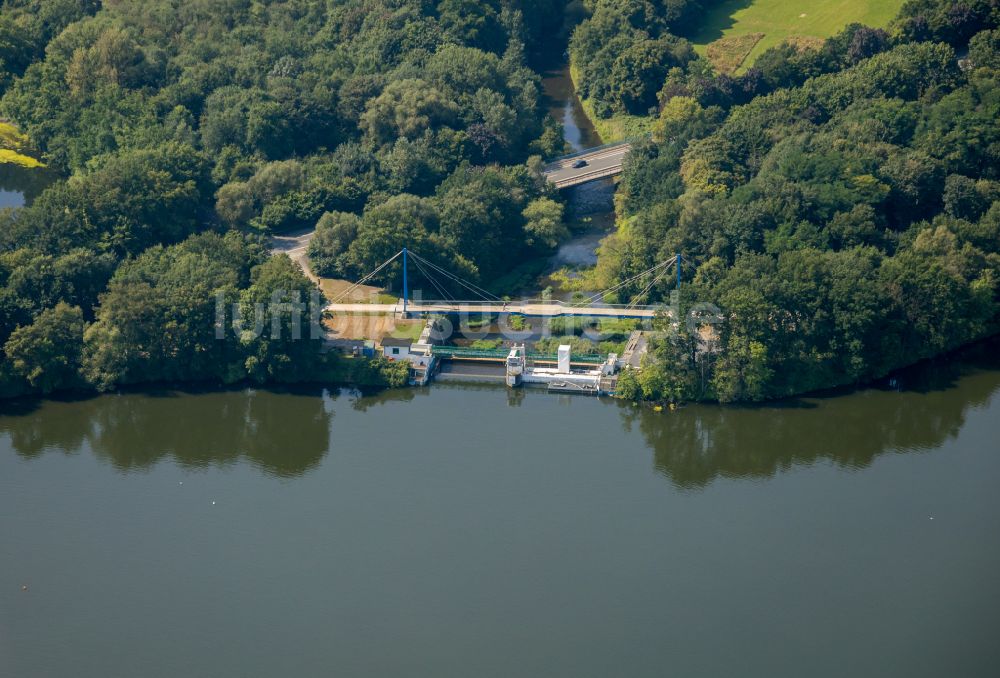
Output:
top-left (541, 64), bottom-right (617, 272)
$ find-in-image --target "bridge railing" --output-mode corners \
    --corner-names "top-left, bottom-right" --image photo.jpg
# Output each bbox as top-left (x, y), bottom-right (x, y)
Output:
top-left (412, 298), bottom-right (666, 311)
top-left (543, 138), bottom-right (640, 165)
top-left (549, 165), bottom-right (624, 187)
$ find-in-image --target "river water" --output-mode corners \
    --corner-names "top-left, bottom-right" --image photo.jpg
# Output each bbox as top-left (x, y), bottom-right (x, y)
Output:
top-left (541, 65), bottom-right (617, 271)
top-left (2, 341), bottom-right (1000, 677)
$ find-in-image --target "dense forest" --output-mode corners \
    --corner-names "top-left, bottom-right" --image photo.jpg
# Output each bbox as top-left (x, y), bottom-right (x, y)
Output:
top-left (0, 0), bottom-right (566, 396)
top-left (598, 0), bottom-right (1000, 402)
top-left (0, 0), bottom-right (998, 402)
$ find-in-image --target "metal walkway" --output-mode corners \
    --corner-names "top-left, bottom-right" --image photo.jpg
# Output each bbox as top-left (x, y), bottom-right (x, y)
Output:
top-left (431, 345), bottom-right (607, 365)
top-left (324, 300), bottom-right (662, 320)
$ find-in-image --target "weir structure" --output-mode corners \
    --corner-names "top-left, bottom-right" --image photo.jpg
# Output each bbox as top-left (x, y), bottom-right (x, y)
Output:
top-left (326, 247), bottom-right (689, 394)
top-left (502, 343), bottom-right (619, 395)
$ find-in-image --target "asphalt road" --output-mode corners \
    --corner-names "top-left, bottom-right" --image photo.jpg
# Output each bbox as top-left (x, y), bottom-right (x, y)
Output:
top-left (270, 227), bottom-right (314, 255)
top-left (269, 227), bottom-right (318, 280)
top-left (542, 143), bottom-right (632, 188)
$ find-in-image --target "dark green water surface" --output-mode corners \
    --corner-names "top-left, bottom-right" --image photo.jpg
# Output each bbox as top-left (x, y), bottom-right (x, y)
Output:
top-left (2, 346), bottom-right (1000, 677)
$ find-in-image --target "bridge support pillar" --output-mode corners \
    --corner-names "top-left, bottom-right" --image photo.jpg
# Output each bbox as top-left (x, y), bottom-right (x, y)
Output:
top-left (505, 344), bottom-right (526, 388)
top-left (402, 247), bottom-right (409, 316)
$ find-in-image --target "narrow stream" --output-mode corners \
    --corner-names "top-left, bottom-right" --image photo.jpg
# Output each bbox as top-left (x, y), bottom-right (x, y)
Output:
top-left (539, 63), bottom-right (618, 283)
top-left (541, 63), bottom-right (602, 152)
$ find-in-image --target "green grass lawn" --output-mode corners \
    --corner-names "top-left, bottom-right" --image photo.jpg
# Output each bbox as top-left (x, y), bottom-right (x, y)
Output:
top-left (386, 320), bottom-right (425, 341)
top-left (691, 0), bottom-right (906, 74)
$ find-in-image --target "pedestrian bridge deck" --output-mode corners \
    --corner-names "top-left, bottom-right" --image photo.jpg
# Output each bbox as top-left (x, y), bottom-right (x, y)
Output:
top-left (324, 301), bottom-right (661, 320)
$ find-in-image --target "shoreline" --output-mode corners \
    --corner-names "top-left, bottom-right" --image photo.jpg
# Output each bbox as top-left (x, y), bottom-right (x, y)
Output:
top-left (3, 333), bottom-right (997, 410)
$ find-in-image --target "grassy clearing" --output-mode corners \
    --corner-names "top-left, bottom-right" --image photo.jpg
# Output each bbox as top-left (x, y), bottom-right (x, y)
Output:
top-left (690, 0), bottom-right (906, 74)
top-left (569, 63), bottom-right (655, 143)
top-left (706, 32), bottom-right (765, 74)
top-left (383, 319), bottom-right (425, 341)
top-left (0, 149), bottom-right (44, 168)
top-left (318, 277), bottom-right (395, 304)
top-left (323, 314), bottom-right (423, 342)
top-left (0, 122), bottom-right (45, 168)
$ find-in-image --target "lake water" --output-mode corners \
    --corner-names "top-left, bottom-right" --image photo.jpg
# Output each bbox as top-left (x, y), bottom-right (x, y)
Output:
top-left (0, 187), bottom-right (24, 208)
top-left (0, 189), bottom-right (22, 208)
top-left (2, 342), bottom-right (1000, 677)
top-left (0, 163), bottom-right (57, 208)
top-left (1, 52), bottom-right (998, 678)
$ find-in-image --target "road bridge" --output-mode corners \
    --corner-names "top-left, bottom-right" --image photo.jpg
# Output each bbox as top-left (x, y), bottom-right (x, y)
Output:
top-left (270, 140), bottom-right (635, 270)
top-left (541, 140), bottom-right (632, 189)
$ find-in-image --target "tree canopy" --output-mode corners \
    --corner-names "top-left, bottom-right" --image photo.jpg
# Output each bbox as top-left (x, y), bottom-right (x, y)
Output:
top-left (1, 0), bottom-right (998, 403)
top-left (0, 0), bottom-right (567, 397)
top-left (597, 8), bottom-right (1000, 402)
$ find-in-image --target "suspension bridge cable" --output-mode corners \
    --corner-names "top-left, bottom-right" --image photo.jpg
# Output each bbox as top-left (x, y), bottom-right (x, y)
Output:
top-left (411, 257), bottom-right (449, 301)
top-left (330, 249), bottom-right (403, 303)
top-left (626, 260), bottom-right (675, 309)
top-left (409, 252), bottom-right (498, 302)
top-left (403, 251), bottom-right (464, 300)
top-left (677, 250), bottom-right (708, 273)
top-left (411, 255), bottom-right (454, 302)
top-left (331, 261), bottom-right (396, 303)
top-left (627, 272), bottom-right (666, 309)
top-left (581, 258), bottom-right (674, 305)
top-left (407, 252), bottom-right (457, 301)
top-left (583, 259), bottom-right (674, 303)
top-left (407, 251), bottom-right (501, 302)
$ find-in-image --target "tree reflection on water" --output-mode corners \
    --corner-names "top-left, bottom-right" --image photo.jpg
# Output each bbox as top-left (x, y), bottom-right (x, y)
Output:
top-left (619, 341), bottom-right (1000, 489)
top-left (0, 386), bottom-right (338, 477)
top-left (1, 340), bottom-right (998, 486)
